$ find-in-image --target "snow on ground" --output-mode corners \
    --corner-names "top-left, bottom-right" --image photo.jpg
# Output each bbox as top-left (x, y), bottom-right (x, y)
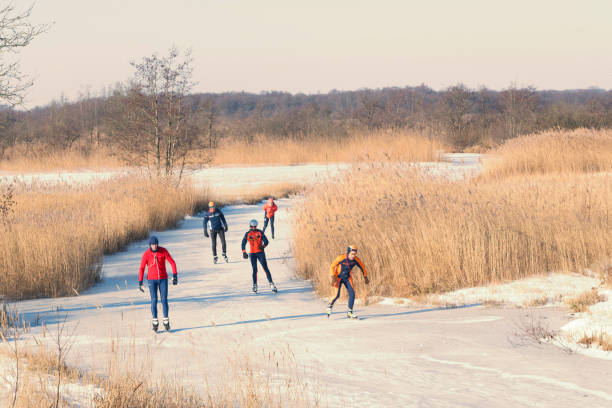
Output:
top-left (0, 153), bottom-right (480, 188)
top-left (0, 168), bottom-right (132, 185)
top-left (557, 288), bottom-right (612, 359)
top-left (0, 351), bottom-right (102, 405)
top-left (378, 273), bottom-right (602, 308)
top-left (380, 273), bottom-right (612, 357)
top-left (0, 163), bottom-right (351, 188)
top-left (7, 197), bottom-right (612, 407)
top-left (4, 156), bottom-right (612, 406)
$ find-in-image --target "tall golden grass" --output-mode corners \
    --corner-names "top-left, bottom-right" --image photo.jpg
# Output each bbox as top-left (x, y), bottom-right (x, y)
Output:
top-left (482, 128), bottom-right (612, 178)
top-left (213, 130), bottom-right (445, 165)
top-left (292, 164), bottom-right (612, 299)
top-left (1, 177), bottom-right (208, 300)
top-left (0, 145), bottom-right (124, 172)
top-left (211, 182), bottom-right (304, 206)
top-left (1, 130), bottom-right (443, 172)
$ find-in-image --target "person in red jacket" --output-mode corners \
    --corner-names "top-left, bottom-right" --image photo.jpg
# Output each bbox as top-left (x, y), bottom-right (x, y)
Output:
top-left (326, 245), bottom-right (369, 319)
top-left (242, 219), bottom-right (277, 294)
top-left (138, 236), bottom-right (178, 332)
top-left (262, 197), bottom-right (278, 239)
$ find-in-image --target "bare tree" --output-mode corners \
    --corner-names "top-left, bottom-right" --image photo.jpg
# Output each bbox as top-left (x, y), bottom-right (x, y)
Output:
top-left (441, 84), bottom-right (473, 148)
top-left (111, 47), bottom-right (202, 178)
top-left (0, 3), bottom-right (49, 106)
top-left (357, 93), bottom-right (384, 130)
top-left (499, 83), bottom-right (538, 139)
top-left (201, 99), bottom-right (218, 149)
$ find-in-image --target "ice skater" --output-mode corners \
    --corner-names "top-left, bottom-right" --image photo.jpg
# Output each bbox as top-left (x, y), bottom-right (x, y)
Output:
top-left (203, 201), bottom-right (229, 263)
top-left (138, 236), bottom-right (178, 332)
top-left (327, 245), bottom-right (369, 319)
top-left (241, 219), bottom-right (277, 293)
top-left (262, 197), bottom-right (278, 239)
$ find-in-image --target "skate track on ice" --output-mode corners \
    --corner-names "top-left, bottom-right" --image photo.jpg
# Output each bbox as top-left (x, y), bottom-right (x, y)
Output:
top-left (8, 156), bottom-right (612, 407)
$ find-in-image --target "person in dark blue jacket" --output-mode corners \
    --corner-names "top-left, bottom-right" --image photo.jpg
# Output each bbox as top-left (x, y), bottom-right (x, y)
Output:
top-left (203, 201), bottom-right (228, 263)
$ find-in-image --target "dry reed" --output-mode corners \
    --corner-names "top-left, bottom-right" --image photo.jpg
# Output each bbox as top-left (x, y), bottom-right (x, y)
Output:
top-left (566, 289), bottom-right (607, 313)
top-left (578, 332), bottom-right (612, 351)
top-left (213, 130), bottom-right (445, 166)
top-left (482, 128), bottom-right (612, 178)
top-left (292, 164), bottom-right (612, 299)
top-left (211, 182), bottom-right (303, 206)
top-left (0, 145), bottom-right (124, 172)
top-left (1, 177), bottom-right (209, 300)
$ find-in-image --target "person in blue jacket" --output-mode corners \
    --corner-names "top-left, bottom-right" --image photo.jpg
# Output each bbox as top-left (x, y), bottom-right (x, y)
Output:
top-left (203, 201), bottom-right (228, 263)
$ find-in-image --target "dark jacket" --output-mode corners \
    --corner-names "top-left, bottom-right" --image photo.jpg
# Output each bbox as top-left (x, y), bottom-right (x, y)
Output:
top-left (203, 209), bottom-right (227, 233)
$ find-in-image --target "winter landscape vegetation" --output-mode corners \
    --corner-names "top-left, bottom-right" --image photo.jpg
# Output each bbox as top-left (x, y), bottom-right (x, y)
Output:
top-left (1, 1), bottom-right (612, 407)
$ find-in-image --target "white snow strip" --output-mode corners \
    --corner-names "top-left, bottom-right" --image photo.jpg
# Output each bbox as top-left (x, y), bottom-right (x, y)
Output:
top-left (381, 273), bottom-right (601, 308)
top-left (421, 355), bottom-right (612, 402)
top-left (0, 153), bottom-right (480, 187)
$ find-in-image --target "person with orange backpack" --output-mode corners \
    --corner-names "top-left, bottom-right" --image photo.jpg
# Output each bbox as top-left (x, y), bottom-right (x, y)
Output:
top-left (241, 219), bottom-right (277, 294)
top-left (262, 197), bottom-right (278, 239)
top-left (326, 245), bottom-right (369, 319)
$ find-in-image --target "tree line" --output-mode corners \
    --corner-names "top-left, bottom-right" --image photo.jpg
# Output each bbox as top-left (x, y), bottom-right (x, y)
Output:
top-left (0, 44), bottom-right (611, 177)
top-left (3, 82), bottom-right (610, 161)
top-left (0, 6), bottom-right (611, 177)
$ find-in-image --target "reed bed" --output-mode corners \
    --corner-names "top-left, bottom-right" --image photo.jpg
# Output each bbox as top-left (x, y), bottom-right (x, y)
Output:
top-left (213, 130), bottom-right (445, 165)
top-left (0, 177), bottom-right (209, 300)
top-left (292, 165), bottom-right (612, 299)
top-left (0, 146), bottom-right (124, 172)
top-left (482, 128), bottom-right (612, 178)
top-left (211, 182), bottom-right (304, 206)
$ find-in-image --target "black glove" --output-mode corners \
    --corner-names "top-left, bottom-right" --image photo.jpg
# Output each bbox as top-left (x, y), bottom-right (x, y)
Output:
top-left (364, 276), bottom-right (370, 285)
top-left (138, 281), bottom-right (144, 292)
top-left (204, 232), bottom-right (209, 238)
top-left (172, 275), bottom-right (178, 285)
top-left (224, 227), bottom-right (228, 232)
top-left (242, 252), bottom-right (249, 259)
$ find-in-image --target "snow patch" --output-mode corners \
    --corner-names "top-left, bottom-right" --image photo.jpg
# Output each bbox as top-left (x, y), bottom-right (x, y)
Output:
top-left (434, 273), bottom-right (599, 307)
top-left (421, 355), bottom-right (612, 402)
top-left (559, 288), bottom-right (612, 355)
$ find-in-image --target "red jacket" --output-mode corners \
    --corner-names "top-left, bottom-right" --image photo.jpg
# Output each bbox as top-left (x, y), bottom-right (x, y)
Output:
top-left (241, 229), bottom-right (269, 254)
top-left (264, 202), bottom-right (278, 219)
top-left (138, 247), bottom-right (177, 281)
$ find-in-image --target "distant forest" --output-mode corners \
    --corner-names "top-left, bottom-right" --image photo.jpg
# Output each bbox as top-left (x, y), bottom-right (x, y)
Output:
top-left (1, 84), bottom-right (611, 160)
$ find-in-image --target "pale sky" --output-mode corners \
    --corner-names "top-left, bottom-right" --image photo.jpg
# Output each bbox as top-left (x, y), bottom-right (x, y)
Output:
top-left (14, 0), bottom-right (612, 108)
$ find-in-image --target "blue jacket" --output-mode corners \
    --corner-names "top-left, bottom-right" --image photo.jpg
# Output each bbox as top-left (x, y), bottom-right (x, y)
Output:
top-left (203, 209), bottom-right (227, 233)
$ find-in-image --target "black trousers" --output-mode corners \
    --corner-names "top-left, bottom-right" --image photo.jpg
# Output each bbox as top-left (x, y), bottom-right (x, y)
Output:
top-left (250, 252), bottom-right (273, 284)
top-left (210, 229), bottom-right (226, 256)
top-left (263, 215), bottom-right (275, 236)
